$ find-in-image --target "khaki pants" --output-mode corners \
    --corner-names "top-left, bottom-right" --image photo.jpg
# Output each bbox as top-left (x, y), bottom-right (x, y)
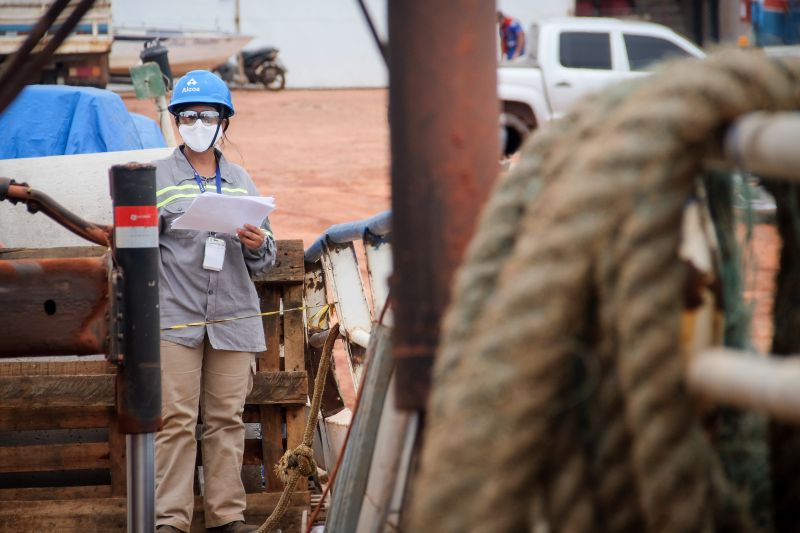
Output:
top-left (156, 339), bottom-right (255, 531)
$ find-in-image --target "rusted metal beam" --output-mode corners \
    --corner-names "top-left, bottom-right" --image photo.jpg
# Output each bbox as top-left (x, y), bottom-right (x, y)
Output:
top-left (687, 348), bottom-right (800, 425)
top-left (0, 255), bottom-right (110, 356)
top-left (0, 178), bottom-right (111, 247)
top-left (388, 0), bottom-right (499, 409)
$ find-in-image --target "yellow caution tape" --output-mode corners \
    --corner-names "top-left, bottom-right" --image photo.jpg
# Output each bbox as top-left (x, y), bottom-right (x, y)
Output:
top-left (161, 303), bottom-right (333, 331)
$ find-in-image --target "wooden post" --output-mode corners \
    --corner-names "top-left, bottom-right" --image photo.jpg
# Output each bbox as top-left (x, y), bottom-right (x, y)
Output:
top-left (283, 283), bottom-right (308, 492)
top-left (257, 285), bottom-right (284, 491)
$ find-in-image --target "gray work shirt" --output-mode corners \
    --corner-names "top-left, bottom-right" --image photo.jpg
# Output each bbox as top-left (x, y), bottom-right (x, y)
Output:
top-left (154, 147), bottom-right (277, 352)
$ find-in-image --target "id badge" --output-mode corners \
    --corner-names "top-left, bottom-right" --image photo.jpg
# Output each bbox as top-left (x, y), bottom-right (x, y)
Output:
top-left (203, 237), bottom-right (226, 271)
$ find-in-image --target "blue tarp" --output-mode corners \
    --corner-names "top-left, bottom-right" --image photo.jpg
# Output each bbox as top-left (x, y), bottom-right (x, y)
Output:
top-left (130, 112), bottom-right (168, 149)
top-left (0, 85), bottom-right (166, 159)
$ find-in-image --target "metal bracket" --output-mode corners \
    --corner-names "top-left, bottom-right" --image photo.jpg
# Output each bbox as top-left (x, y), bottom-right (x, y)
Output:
top-left (130, 62), bottom-right (168, 100)
top-left (107, 266), bottom-right (126, 365)
top-left (0, 177), bottom-right (26, 204)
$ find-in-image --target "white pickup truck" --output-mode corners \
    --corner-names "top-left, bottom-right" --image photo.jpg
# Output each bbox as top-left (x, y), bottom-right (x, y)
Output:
top-left (499, 17), bottom-right (704, 154)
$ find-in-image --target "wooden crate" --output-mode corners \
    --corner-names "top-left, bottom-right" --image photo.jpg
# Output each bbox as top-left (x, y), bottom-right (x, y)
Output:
top-left (0, 240), bottom-right (309, 532)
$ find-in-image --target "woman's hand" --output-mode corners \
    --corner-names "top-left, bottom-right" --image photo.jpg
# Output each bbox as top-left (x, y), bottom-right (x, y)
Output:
top-left (237, 223), bottom-right (265, 251)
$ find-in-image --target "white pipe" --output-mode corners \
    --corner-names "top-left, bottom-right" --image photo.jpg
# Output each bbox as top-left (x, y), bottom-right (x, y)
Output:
top-left (725, 112), bottom-right (800, 182)
top-left (349, 327), bottom-right (371, 349)
top-left (687, 348), bottom-right (800, 425)
top-left (127, 433), bottom-right (156, 533)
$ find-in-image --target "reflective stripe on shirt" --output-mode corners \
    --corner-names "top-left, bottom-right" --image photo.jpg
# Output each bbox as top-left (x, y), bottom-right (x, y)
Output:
top-left (154, 147), bottom-right (277, 352)
top-left (156, 184), bottom-right (251, 208)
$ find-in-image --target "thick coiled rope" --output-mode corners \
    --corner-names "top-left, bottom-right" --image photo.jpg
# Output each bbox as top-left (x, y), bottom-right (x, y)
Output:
top-left (409, 49), bottom-right (800, 532)
top-left (256, 324), bottom-right (339, 533)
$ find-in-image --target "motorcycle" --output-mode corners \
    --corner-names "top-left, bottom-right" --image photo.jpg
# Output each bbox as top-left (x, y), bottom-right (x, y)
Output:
top-left (214, 46), bottom-right (287, 91)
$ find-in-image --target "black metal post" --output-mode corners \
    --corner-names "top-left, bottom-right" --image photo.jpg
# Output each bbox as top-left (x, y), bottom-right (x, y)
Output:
top-left (709, 0), bottom-right (720, 42)
top-left (692, 0), bottom-right (705, 45)
top-left (110, 163), bottom-right (160, 533)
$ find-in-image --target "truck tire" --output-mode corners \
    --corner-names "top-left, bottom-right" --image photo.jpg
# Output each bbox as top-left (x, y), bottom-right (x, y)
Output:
top-left (500, 111), bottom-right (530, 156)
top-left (261, 66), bottom-right (286, 91)
top-left (500, 102), bottom-right (537, 156)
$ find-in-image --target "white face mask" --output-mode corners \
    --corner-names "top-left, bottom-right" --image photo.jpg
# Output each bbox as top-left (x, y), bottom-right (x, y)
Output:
top-left (179, 121), bottom-right (221, 153)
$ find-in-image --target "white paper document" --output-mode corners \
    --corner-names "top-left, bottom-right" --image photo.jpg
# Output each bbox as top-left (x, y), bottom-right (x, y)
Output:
top-left (171, 193), bottom-right (276, 234)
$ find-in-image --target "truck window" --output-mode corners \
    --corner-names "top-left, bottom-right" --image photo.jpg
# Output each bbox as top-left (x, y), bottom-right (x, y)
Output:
top-left (624, 34), bottom-right (691, 71)
top-left (559, 32), bottom-right (611, 70)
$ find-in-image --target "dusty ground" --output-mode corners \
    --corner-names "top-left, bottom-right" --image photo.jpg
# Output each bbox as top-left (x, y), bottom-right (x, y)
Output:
top-left (124, 89), bottom-right (391, 247)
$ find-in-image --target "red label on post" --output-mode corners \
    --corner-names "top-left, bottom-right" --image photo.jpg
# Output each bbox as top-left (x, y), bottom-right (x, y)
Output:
top-left (115, 206), bottom-right (158, 227)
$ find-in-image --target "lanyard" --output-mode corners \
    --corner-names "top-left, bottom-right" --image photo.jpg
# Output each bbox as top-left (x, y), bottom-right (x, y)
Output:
top-left (193, 166), bottom-right (222, 194)
top-left (186, 158), bottom-right (222, 194)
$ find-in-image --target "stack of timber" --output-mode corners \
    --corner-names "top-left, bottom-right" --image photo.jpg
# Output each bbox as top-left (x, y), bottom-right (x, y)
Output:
top-left (0, 241), bottom-right (310, 532)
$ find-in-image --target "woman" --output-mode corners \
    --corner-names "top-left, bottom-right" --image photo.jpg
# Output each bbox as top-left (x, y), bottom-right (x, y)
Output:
top-left (154, 70), bottom-right (276, 533)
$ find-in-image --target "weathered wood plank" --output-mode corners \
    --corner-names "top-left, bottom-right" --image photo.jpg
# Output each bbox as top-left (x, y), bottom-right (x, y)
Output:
top-left (283, 284), bottom-right (305, 374)
top-left (248, 371), bottom-right (307, 405)
top-left (257, 286), bottom-right (284, 491)
top-left (242, 406), bottom-right (261, 424)
top-left (283, 284), bottom-right (308, 492)
top-left (0, 372), bottom-right (305, 409)
top-left (257, 286), bottom-right (281, 373)
top-left (260, 407), bottom-right (284, 492)
top-left (107, 415), bottom-right (126, 497)
top-left (0, 246), bottom-right (106, 260)
top-left (0, 375), bottom-right (115, 408)
top-left (0, 406), bottom-right (111, 431)
top-left (0, 442), bottom-right (109, 472)
top-left (285, 407), bottom-right (307, 492)
top-left (0, 491), bottom-right (309, 532)
top-left (0, 497), bottom-right (126, 531)
top-left (0, 485), bottom-right (112, 501)
top-left (0, 361), bottom-right (115, 377)
top-left (252, 239), bottom-right (305, 284)
top-left (243, 438), bottom-right (263, 465)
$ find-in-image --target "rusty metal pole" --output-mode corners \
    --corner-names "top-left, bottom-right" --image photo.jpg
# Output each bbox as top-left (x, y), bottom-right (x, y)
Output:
top-left (389, 0), bottom-right (499, 410)
top-left (110, 163), bottom-right (161, 533)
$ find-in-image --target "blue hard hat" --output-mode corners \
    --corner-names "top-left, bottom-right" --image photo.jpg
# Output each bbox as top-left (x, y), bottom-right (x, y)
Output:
top-left (169, 70), bottom-right (235, 117)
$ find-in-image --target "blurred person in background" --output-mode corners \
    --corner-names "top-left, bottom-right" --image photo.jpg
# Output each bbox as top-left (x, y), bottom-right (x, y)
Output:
top-left (497, 10), bottom-right (527, 60)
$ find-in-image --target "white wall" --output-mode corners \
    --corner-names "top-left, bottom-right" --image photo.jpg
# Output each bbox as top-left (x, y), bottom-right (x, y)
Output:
top-left (113, 0), bottom-right (388, 88)
top-left (113, 0), bottom-right (574, 89)
top-left (0, 148), bottom-right (173, 248)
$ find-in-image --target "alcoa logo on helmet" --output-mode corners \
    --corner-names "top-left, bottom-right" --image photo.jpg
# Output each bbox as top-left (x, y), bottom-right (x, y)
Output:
top-left (182, 78), bottom-right (201, 93)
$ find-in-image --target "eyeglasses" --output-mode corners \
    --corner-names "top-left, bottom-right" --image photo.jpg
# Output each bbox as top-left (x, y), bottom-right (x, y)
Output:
top-left (177, 110), bottom-right (221, 126)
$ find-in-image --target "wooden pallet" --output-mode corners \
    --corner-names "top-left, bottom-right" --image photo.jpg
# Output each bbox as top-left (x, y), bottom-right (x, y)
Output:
top-left (0, 240), bottom-right (309, 532)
